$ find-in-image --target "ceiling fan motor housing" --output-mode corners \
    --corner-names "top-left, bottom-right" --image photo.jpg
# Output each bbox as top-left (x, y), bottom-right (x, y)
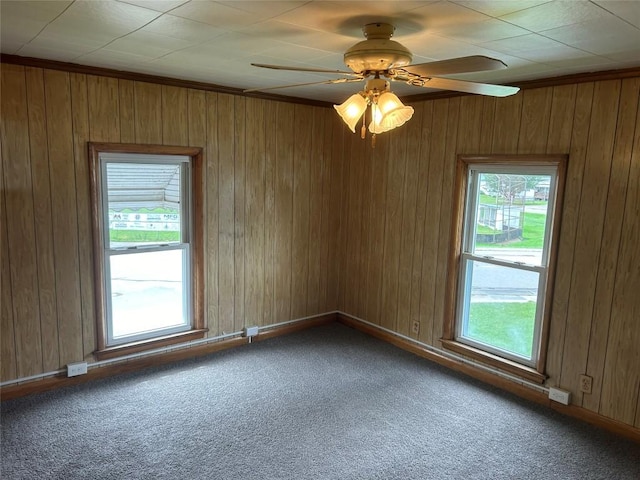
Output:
top-left (344, 23), bottom-right (413, 73)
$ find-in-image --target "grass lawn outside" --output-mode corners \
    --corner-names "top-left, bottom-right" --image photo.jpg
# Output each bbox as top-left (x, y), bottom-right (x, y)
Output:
top-left (110, 230), bottom-right (180, 243)
top-left (476, 212), bottom-right (546, 249)
top-left (465, 301), bottom-right (536, 358)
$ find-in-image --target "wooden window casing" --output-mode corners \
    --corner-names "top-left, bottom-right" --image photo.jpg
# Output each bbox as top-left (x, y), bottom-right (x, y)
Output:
top-left (89, 143), bottom-right (206, 360)
top-left (442, 154), bottom-right (567, 384)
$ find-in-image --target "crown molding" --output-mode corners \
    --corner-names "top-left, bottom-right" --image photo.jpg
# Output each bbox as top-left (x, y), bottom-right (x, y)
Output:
top-left (3, 54), bottom-right (640, 106)
top-left (402, 65), bottom-right (640, 102)
top-left (0, 54), bottom-right (332, 108)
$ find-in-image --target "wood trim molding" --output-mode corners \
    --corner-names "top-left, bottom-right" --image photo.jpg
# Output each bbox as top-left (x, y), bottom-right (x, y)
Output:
top-left (337, 313), bottom-right (640, 444)
top-left (88, 142), bottom-right (205, 357)
top-left (440, 339), bottom-right (546, 384)
top-left (403, 66), bottom-right (640, 102)
top-left (0, 313), bottom-right (338, 401)
top-left (3, 54), bottom-right (639, 106)
top-left (94, 329), bottom-right (209, 361)
top-left (442, 154), bottom-right (569, 380)
top-left (0, 54), bottom-right (331, 108)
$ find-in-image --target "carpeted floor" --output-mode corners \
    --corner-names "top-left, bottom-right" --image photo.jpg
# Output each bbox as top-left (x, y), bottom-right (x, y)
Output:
top-left (2, 323), bottom-right (639, 479)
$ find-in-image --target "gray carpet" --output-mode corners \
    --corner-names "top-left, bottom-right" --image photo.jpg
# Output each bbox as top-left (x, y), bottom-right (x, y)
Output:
top-left (1, 323), bottom-right (639, 479)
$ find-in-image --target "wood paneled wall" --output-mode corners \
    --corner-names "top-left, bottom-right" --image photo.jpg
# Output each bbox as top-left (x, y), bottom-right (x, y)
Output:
top-left (1, 64), bottom-right (343, 381)
top-left (338, 78), bottom-right (640, 428)
top-left (2, 61), bottom-right (639, 430)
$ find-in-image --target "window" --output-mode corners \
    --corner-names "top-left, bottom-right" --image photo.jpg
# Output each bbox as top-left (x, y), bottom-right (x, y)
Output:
top-left (89, 143), bottom-right (205, 360)
top-left (443, 155), bottom-right (566, 383)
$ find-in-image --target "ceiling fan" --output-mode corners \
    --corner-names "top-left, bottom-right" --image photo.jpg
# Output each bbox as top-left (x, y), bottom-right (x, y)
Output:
top-left (246, 23), bottom-right (520, 139)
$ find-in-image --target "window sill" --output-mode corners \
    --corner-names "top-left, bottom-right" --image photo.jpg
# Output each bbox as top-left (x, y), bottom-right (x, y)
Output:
top-left (440, 339), bottom-right (546, 384)
top-left (95, 329), bottom-right (208, 361)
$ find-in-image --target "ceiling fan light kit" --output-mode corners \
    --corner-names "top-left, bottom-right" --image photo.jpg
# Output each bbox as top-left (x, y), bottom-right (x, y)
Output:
top-left (249, 22), bottom-right (520, 142)
top-left (334, 77), bottom-right (415, 140)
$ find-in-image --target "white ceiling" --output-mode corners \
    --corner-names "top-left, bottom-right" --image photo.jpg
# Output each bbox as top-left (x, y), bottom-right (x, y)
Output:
top-left (2, 0), bottom-right (639, 103)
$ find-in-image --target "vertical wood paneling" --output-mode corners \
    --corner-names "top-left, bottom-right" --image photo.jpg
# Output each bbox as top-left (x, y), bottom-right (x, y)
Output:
top-left (419, 99), bottom-right (449, 345)
top-left (363, 135), bottom-right (389, 325)
top-left (491, 94), bottom-right (522, 153)
top-left (162, 85), bottom-right (188, 146)
top-left (263, 100), bottom-right (277, 324)
top-left (1, 64), bottom-right (43, 377)
top-left (134, 81), bottom-right (162, 144)
top-left (326, 118), bottom-right (345, 311)
top-left (546, 83), bottom-right (592, 382)
top-left (478, 96), bottom-right (496, 153)
top-left (432, 97), bottom-right (461, 344)
top-left (396, 108), bottom-right (423, 337)
top-left (245, 98), bottom-right (265, 326)
top-left (584, 78), bottom-right (640, 413)
top-left (338, 134), bottom-right (353, 313)
top-left (355, 135), bottom-right (378, 318)
top-left (1, 144), bottom-right (17, 381)
top-left (217, 93), bottom-right (235, 334)
top-left (637, 385), bottom-right (640, 429)
top-left (307, 109), bottom-right (324, 314)
top-left (205, 92), bottom-right (220, 335)
top-left (187, 89), bottom-right (208, 327)
top-left (457, 96), bottom-right (483, 153)
top-left (274, 102), bottom-right (294, 322)
top-left (87, 76), bottom-right (120, 142)
top-left (3, 61), bottom-right (640, 430)
top-left (380, 128), bottom-right (407, 331)
top-left (409, 103), bottom-right (433, 341)
top-left (25, 67), bottom-right (59, 371)
top-left (233, 96), bottom-right (246, 332)
top-left (291, 104), bottom-right (312, 319)
top-left (118, 79), bottom-right (135, 143)
top-left (546, 84), bottom-right (577, 151)
top-left (561, 80), bottom-right (621, 398)
top-left (539, 84), bottom-right (577, 373)
top-left (599, 93), bottom-right (640, 424)
top-left (518, 88), bottom-right (552, 153)
top-left (344, 128), bottom-right (365, 317)
top-left (44, 69), bottom-right (83, 365)
top-left (317, 109), bottom-right (333, 312)
top-left (70, 73), bottom-right (96, 361)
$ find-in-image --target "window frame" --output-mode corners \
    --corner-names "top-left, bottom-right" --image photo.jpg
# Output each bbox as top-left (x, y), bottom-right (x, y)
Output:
top-left (443, 154), bottom-right (567, 383)
top-left (89, 143), bottom-right (206, 360)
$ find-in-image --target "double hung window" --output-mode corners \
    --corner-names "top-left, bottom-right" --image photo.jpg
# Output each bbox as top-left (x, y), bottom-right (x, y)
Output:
top-left (444, 155), bottom-right (566, 382)
top-left (89, 144), bottom-right (204, 359)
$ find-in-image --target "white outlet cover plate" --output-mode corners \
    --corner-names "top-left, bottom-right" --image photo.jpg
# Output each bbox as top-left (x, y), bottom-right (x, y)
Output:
top-left (548, 387), bottom-right (571, 405)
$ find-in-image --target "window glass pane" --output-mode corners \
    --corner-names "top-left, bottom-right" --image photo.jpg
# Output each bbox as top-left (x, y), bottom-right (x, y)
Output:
top-left (461, 259), bottom-right (540, 360)
top-left (471, 173), bottom-right (552, 266)
top-left (106, 163), bottom-right (182, 248)
top-left (109, 249), bottom-right (188, 341)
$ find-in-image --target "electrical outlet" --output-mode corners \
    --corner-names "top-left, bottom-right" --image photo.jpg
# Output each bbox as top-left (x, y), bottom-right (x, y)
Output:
top-left (579, 374), bottom-right (593, 394)
top-left (67, 362), bottom-right (88, 377)
top-left (548, 387), bottom-right (571, 405)
top-left (243, 326), bottom-right (259, 337)
top-left (412, 321), bottom-right (420, 335)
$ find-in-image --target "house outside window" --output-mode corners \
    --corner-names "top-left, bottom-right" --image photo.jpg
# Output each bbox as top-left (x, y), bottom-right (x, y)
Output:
top-left (444, 155), bottom-right (567, 382)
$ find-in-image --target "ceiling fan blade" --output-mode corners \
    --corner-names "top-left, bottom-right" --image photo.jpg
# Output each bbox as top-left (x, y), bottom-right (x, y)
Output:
top-left (419, 77), bottom-right (519, 97)
top-left (402, 56), bottom-right (508, 77)
top-left (251, 63), bottom-right (360, 76)
top-left (244, 78), bottom-right (363, 94)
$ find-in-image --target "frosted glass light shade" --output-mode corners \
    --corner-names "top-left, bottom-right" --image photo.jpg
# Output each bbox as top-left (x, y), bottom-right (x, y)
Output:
top-left (334, 94), bottom-right (367, 133)
top-left (377, 91), bottom-right (414, 131)
top-left (368, 102), bottom-right (392, 134)
top-left (368, 91), bottom-right (414, 134)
